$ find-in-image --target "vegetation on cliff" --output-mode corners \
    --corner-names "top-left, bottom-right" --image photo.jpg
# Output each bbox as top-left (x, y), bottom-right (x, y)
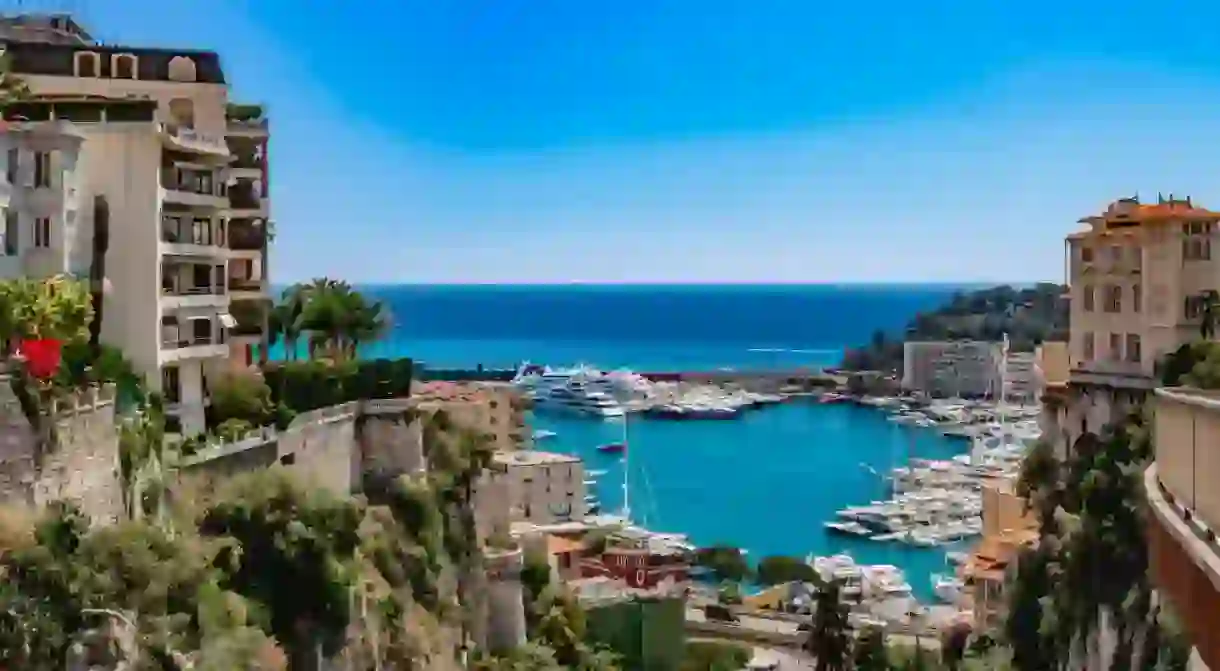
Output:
top-left (1007, 407), bottom-right (1192, 669)
top-left (840, 284), bottom-right (1068, 372)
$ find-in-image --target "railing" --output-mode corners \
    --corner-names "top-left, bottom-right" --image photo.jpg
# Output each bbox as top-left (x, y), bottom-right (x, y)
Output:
top-left (162, 284), bottom-right (225, 297)
top-left (161, 227), bottom-right (226, 248)
top-left (229, 191), bottom-right (262, 210)
top-left (161, 335), bottom-right (222, 349)
top-left (161, 168), bottom-right (225, 197)
top-left (231, 154), bottom-right (262, 170)
top-left (228, 278), bottom-right (264, 292)
top-left (228, 226), bottom-right (265, 250)
top-left (163, 124), bottom-right (229, 154)
top-left (1153, 388), bottom-right (1220, 537)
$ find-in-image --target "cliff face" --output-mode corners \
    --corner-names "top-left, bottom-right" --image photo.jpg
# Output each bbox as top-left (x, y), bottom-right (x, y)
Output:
top-left (0, 379), bottom-right (122, 524)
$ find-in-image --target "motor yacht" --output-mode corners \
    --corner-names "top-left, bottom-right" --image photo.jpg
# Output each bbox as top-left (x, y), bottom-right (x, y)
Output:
top-left (532, 382), bottom-right (626, 418)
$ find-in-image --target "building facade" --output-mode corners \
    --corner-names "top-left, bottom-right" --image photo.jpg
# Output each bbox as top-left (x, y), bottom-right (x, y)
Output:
top-left (482, 449), bottom-right (586, 529)
top-left (1062, 195), bottom-right (1220, 456)
top-left (902, 340), bottom-right (1001, 398)
top-left (0, 17), bottom-right (272, 435)
top-left (1146, 387), bottom-right (1220, 671)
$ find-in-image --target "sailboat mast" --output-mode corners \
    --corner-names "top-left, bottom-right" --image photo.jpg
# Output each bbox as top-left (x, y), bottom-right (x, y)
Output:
top-left (998, 333), bottom-right (1009, 431)
top-left (621, 415), bottom-right (630, 521)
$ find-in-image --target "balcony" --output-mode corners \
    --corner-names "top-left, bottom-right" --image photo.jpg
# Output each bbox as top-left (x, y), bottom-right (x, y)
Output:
top-left (161, 216), bottom-right (227, 258)
top-left (1148, 387), bottom-right (1220, 670)
top-left (228, 222), bottom-right (265, 251)
top-left (161, 284), bottom-right (227, 309)
top-left (228, 277), bottom-right (266, 301)
top-left (160, 123), bottom-right (230, 159)
top-left (161, 167), bottom-right (228, 210)
top-left (1068, 358), bottom-right (1156, 389)
top-left (229, 189), bottom-right (267, 216)
top-left (159, 334), bottom-right (228, 364)
top-left (225, 103), bottom-right (269, 137)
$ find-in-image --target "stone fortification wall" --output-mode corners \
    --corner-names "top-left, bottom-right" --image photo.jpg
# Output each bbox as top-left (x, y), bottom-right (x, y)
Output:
top-left (276, 402), bottom-right (361, 494)
top-left (358, 398), bottom-right (426, 484)
top-left (0, 381), bottom-right (122, 524)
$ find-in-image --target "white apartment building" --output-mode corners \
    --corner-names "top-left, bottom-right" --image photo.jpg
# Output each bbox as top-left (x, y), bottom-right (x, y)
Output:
top-left (0, 16), bottom-right (272, 434)
top-left (479, 450), bottom-right (587, 535)
top-left (902, 340), bottom-right (1001, 398)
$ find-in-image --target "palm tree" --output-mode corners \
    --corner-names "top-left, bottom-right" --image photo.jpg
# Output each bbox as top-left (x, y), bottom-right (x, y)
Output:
top-left (806, 577), bottom-right (852, 671)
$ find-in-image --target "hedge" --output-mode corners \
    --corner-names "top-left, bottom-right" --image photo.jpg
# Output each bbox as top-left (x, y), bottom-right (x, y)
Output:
top-left (261, 358), bottom-right (413, 414)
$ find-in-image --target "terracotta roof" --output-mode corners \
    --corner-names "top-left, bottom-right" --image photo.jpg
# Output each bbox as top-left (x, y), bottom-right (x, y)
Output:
top-left (546, 534), bottom-right (585, 556)
top-left (1077, 199), bottom-right (1220, 226)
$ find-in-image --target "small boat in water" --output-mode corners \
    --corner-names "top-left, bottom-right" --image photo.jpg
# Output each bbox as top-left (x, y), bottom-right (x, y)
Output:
top-left (824, 521), bottom-right (875, 538)
top-left (532, 429), bottom-right (557, 441)
top-left (597, 442), bottom-right (625, 454)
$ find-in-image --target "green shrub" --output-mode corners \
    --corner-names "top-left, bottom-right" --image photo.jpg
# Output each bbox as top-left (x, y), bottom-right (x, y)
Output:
top-left (207, 371), bottom-right (274, 428)
top-left (261, 357), bottom-right (413, 414)
top-left (681, 640), bottom-right (750, 671)
top-left (216, 418), bottom-right (255, 442)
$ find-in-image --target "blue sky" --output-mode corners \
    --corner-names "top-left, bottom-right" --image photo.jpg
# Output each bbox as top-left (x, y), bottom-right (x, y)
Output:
top-left (78, 0), bottom-right (1220, 284)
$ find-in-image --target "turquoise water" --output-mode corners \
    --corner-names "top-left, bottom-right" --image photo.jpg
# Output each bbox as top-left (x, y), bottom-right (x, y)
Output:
top-left (280, 284), bottom-right (980, 601)
top-left (532, 403), bottom-right (969, 602)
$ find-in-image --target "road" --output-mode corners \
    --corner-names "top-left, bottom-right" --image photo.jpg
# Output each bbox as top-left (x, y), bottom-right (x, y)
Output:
top-left (685, 608), bottom-right (942, 651)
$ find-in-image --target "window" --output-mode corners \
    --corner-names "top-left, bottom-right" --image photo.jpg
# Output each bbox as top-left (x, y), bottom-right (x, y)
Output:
top-left (1082, 332), bottom-right (1095, 360)
top-left (190, 317), bottom-right (212, 343)
top-left (5, 148), bottom-right (16, 184)
top-left (2, 210), bottom-right (13, 256)
top-left (1108, 245), bottom-right (1122, 263)
top-left (192, 217), bottom-right (210, 245)
top-left (1104, 285), bottom-right (1122, 313)
top-left (1186, 295), bottom-right (1204, 320)
top-left (1108, 333), bottom-right (1121, 361)
top-left (1126, 334), bottom-right (1142, 363)
top-left (1081, 246), bottom-right (1094, 263)
top-left (74, 51), bottom-right (100, 77)
top-left (112, 53), bottom-right (137, 79)
top-left (1182, 220), bottom-right (1213, 261)
top-left (191, 264), bottom-right (211, 291)
top-left (1083, 285), bottom-right (1095, 312)
top-left (33, 217), bottom-right (50, 248)
top-left (33, 152), bottom-right (50, 188)
top-left (1132, 285), bottom-right (1142, 313)
top-left (161, 366), bottom-right (180, 403)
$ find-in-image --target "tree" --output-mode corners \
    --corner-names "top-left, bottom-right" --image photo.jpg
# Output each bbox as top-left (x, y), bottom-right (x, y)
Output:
top-left (0, 275), bottom-right (93, 343)
top-left (208, 370), bottom-right (275, 426)
top-left (806, 578), bottom-right (852, 671)
top-left (755, 555), bottom-right (816, 586)
top-left (941, 621), bottom-right (971, 671)
top-left (852, 625), bottom-right (890, 671)
top-left (199, 469), bottom-right (364, 666)
top-left (694, 545), bottom-right (751, 583)
top-left (88, 195), bottom-right (110, 353)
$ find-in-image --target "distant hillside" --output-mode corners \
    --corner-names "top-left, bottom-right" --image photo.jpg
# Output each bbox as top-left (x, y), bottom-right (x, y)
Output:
top-left (840, 283), bottom-right (1069, 372)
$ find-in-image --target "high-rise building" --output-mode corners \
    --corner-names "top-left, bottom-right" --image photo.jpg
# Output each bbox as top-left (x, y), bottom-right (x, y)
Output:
top-left (0, 14), bottom-right (272, 435)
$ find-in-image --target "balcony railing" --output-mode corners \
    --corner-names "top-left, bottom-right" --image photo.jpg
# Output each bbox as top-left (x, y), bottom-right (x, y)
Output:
top-left (228, 277), bottom-right (264, 293)
top-left (228, 225), bottom-right (265, 250)
top-left (161, 334), bottom-right (222, 349)
top-left (231, 154), bottom-right (262, 170)
top-left (229, 191), bottom-right (263, 210)
top-left (162, 284), bottom-right (226, 297)
top-left (1153, 387), bottom-right (1220, 536)
top-left (161, 168), bottom-right (226, 197)
top-left (163, 124), bottom-right (229, 154)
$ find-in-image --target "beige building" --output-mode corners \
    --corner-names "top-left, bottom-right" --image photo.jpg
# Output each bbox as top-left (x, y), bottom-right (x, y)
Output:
top-left (902, 340), bottom-right (1001, 398)
top-left (479, 450), bottom-right (587, 535)
top-left (963, 476), bottom-right (1039, 630)
top-left (1004, 351), bottom-right (1038, 401)
top-left (1146, 387), bottom-right (1220, 671)
top-left (413, 381), bottom-right (529, 452)
top-left (0, 15), bottom-right (272, 435)
top-left (1062, 195), bottom-right (1220, 455)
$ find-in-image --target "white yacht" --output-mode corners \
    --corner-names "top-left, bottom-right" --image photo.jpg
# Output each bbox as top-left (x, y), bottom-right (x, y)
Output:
top-left (931, 573), bottom-right (967, 604)
top-left (532, 382), bottom-right (626, 418)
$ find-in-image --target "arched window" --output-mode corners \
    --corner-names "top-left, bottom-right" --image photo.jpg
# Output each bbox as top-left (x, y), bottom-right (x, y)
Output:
top-left (74, 51), bottom-right (100, 77)
top-left (167, 55), bottom-right (197, 82)
top-left (112, 53), bottom-right (137, 79)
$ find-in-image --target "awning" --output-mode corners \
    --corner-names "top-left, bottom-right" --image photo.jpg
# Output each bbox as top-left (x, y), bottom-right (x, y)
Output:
top-left (218, 313), bottom-right (237, 328)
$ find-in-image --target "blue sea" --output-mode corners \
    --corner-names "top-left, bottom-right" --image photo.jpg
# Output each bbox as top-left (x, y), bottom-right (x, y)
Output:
top-left (294, 284), bottom-right (983, 600)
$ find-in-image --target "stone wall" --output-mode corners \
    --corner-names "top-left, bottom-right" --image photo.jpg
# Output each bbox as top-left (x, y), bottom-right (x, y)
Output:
top-left (0, 380), bottom-right (122, 524)
top-left (276, 402), bottom-right (361, 494)
top-left (359, 398), bottom-right (426, 484)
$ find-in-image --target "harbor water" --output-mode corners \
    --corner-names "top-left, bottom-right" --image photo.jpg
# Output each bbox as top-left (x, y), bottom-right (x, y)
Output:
top-left (532, 403), bottom-right (968, 602)
top-left (284, 284), bottom-right (982, 601)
